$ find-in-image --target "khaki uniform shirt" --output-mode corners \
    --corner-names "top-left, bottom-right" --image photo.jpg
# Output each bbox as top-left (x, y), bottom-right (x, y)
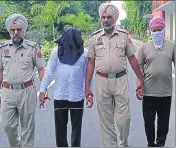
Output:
top-left (137, 39), bottom-right (175, 97)
top-left (88, 28), bottom-right (135, 73)
top-left (0, 39), bottom-right (46, 84)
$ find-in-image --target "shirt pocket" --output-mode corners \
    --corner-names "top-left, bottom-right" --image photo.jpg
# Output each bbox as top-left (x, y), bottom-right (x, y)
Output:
top-left (18, 56), bottom-right (33, 70)
top-left (114, 43), bottom-right (126, 58)
top-left (95, 44), bottom-right (105, 58)
top-left (2, 57), bottom-right (11, 73)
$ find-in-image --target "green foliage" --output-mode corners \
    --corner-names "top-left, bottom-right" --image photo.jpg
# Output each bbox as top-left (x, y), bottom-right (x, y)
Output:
top-left (0, 39), bottom-right (5, 43)
top-left (60, 12), bottom-right (95, 32)
top-left (60, 1), bottom-right (84, 16)
top-left (0, 13), bottom-right (10, 39)
top-left (30, 1), bottom-right (97, 40)
top-left (82, 36), bottom-right (89, 47)
top-left (31, 1), bottom-right (70, 27)
top-left (143, 35), bottom-right (152, 42)
top-left (81, 0), bottom-right (106, 22)
top-left (122, 0), bottom-right (152, 38)
top-left (0, 0), bottom-right (103, 57)
top-left (120, 18), bottom-right (129, 30)
top-left (41, 41), bottom-right (54, 57)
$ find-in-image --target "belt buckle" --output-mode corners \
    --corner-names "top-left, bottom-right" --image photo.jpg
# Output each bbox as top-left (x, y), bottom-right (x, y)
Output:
top-left (12, 84), bottom-right (22, 90)
top-left (108, 74), bottom-right (116, 79)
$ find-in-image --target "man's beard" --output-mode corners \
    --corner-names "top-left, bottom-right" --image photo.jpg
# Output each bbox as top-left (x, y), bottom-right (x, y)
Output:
top-left (102, 22), bottom-right (114, 30)
top-left (12, 36), bottom-right (23, 46)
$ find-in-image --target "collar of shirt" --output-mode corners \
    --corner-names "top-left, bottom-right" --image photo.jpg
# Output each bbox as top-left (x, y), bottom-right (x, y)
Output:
top-left (100, 27), bottom-right (119, 36)
top-left (9, 39), bottom-right (27, 49)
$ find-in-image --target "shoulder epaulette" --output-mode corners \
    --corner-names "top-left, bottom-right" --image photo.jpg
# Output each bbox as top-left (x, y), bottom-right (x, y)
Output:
top-left (25, 40), bottom-right (37, 48)
top-left (0, 40), bottom-right (9, 48)
top-left (116, 28), bottom-right (129, 35)
top-left (91, 29), bottom-right (102, 36)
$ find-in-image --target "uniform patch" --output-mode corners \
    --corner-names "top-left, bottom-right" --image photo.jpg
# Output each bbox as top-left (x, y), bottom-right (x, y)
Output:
top-left (97, 36), bottom-right (103, 45)
top-left (4, 49), bottom-right (9, 55)
top-left (36, 51), bottom-right (42, 58)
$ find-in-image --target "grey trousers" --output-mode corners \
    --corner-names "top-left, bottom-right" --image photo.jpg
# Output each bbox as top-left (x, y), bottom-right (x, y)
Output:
top-left (95, 74), bottom-right (131, 147)
top-left (1, 85), bottom-right (37, 147)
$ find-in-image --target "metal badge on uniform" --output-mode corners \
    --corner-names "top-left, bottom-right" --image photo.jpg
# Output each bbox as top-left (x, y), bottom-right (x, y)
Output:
top-left (4, 49), bottom-right (9, 56)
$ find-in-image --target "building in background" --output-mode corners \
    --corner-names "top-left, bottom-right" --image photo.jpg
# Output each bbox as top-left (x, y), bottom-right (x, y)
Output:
top-left (143, 0), bottom-right (175, 41)
top-left (153, 0), bottom-right (175, 41)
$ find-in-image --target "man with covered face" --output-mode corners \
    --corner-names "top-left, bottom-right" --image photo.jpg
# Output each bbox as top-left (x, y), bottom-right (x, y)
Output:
top-left (85, 3), bottom-right (144, 147)
top-left (0, 14), bottom-right (46, 147)
top-left (39, 28), bottom-right (90, 147)
top-left (137, 17), bottom-right (175, 147)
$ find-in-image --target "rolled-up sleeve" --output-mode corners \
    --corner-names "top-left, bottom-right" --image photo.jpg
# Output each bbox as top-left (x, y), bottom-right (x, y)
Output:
top-left (88, 37), bottom-right (96, 58)
top-left (33, 45), bottom-right (46, 68)
top-left (125, 35), bottom-right (135, 57)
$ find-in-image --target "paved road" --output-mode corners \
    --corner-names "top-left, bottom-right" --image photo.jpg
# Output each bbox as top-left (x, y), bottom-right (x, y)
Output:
top-left (0, 39), bottom-right (175, 147)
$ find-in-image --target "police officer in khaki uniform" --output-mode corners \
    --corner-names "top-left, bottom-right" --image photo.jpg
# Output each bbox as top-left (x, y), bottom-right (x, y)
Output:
top-left (85, 3), bottom-right (144, 147)
top-left (0, 14), bottom-right (46, 147)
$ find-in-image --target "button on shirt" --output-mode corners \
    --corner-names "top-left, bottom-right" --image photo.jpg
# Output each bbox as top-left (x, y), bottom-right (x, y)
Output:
top-left (40, 47), bottom-right (89, 102)
top-left (88, 28), bottom-right (135, 73)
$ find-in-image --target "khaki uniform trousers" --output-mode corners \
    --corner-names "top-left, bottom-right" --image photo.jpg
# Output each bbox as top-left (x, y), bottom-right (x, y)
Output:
top-left (1, 85), bottom-right (37, 147)
top-left (95, 73), bottom-right (131, 147)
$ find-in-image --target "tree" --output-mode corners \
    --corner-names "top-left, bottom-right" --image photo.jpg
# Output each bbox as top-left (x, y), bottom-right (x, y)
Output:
top-left (120, 18), bottom-right (129, 30)
top-left (0, 0), bottom-right (44, 39)
top-left (81, 0), bottom-right (106, 27)
top-left (0, 0), bottom-right (104, 43)
top-left (30, 1), bottom-right (70, 41)
top-left (30, 1), bottom-right (97, 41)
top-left (122, 0), bottom-right (152, 38)
top-left (0, 1), bottom-right (23, 39)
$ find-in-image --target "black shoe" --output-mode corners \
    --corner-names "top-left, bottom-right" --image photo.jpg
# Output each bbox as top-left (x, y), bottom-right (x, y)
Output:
top-left (148, 143), bottom-right (156, 147)
top-left (155, 143), bottom-right (164, 147)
